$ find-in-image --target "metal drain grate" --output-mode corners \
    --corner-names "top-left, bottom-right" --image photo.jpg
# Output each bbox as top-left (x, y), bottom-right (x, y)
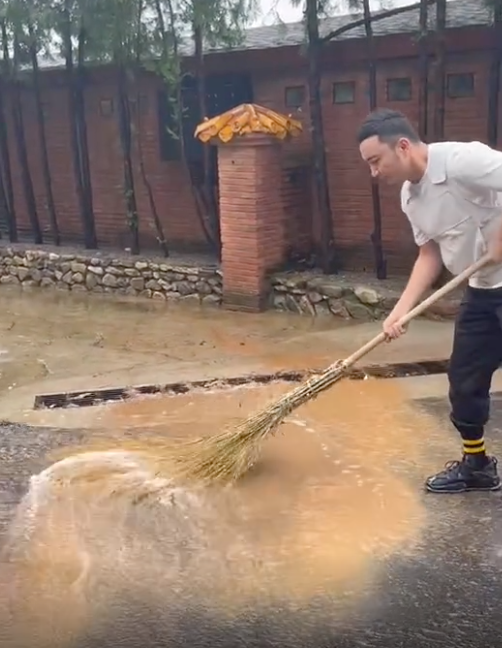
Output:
top-left (33, 359), bottom-right (450, 410)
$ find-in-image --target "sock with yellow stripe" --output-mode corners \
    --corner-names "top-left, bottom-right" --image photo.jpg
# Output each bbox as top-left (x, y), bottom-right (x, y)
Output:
top-left (463, 437), bottom-right (488, 467)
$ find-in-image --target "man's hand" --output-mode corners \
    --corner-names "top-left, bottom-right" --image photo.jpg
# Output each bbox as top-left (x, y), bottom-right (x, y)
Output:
top-left (382, 306), bottom-right (409, 341)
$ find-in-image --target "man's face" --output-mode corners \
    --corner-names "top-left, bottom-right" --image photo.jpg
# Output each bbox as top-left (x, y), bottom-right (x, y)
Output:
top-left (359, 135), bottom-right (412, 185)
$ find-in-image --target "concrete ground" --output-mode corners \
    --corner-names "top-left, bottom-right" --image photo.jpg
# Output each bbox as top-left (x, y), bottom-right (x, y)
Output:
top-left (1, 286), bottom-right (502, 648)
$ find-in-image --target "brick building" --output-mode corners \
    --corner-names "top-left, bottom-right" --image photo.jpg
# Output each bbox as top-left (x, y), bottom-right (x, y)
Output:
top-left (1, 0), bottom-right (499, 279)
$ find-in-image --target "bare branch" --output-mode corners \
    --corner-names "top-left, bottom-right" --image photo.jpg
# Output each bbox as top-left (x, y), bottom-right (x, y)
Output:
top-left (320, 0), bottom-right (436, 44)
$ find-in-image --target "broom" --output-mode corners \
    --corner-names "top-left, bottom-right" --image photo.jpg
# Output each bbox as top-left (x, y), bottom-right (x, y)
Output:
top-left (170, 254), bottom-right (492, 486)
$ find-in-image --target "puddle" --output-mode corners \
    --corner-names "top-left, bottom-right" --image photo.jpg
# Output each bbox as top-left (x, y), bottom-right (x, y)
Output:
top-left (0, 287), bottom-right (452, 647)
top-left (0, 377), bottom-right (438, 647)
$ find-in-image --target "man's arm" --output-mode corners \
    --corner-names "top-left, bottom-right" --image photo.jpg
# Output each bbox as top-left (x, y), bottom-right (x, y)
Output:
top-left (383, 241), bottom-right (443, 339)
top-left (394, 241), bottom-right (443, 313)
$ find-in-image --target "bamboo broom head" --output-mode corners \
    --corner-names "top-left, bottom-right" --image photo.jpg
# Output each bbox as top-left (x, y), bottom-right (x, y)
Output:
top-left (170, 360), bottom-right (348, 485)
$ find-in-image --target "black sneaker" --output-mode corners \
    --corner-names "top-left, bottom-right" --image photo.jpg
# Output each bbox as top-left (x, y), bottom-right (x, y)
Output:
top-left (425, 456), bottom-right (501, 493)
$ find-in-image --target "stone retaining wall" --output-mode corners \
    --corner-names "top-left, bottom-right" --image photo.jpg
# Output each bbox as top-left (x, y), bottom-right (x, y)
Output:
top-left (270, 272), bottom-right (461, 321)
top-left (271, 274), bottom-right (392, 320)
top-left (0, 246), bottom-right (460, 320)
top-left (0, 247), bottom-right (222, 305)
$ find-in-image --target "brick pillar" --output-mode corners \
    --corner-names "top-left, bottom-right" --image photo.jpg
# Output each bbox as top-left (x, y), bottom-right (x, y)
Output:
top-left (216, 134), bottom-right (286, 312)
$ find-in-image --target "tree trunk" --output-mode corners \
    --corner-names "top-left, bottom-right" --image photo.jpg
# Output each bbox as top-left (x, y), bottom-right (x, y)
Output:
top-left (116, 64), bottom-right (140, 255)
top-left (0, 157), bottom-right (9, 238)
top-left (193, 21), bottom-right (221, 257)
top-left (362, 0), bottom-right (386, 279)
top-left (0, 22), bottom-right (17, 242)
top-left (12, 34), bottom-right (42, 243)
top-left (488, 1), bottom-right (502, 147)
top-left (62, 7), bottom-right (96, 248)
top-left (0, 84), bottom-right (15, 241)
top-left (417, 0), bottom-right (429, 141)
top-left (432, 0), bottom-right (446, 141)
top-left (306, 0), bottom-right (335, 274)
top-left (0, 108), bottom-right (9, 238)
top-left (29, 25), bottom-right (60, 245)
top-left (161, 0), bottom-right (216, 253)
top-left (76, 27), bottom-right (96, 243)
top-left (134, 93), bottom-right (169, 256)
top-left (133, 1), bottom-right (168, 257)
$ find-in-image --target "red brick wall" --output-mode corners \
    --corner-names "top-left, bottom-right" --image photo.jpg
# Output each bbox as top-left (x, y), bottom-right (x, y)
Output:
top-left (4, 68), bottom-right (206, 252)
top-left (281, 163), bottom-right (314, 260)
top-left (218, 137), bottom-right (287, 310)
top-left (2, 24), bottom-right (500, 275)
top-left (252, 27), bottom-right (501, 274)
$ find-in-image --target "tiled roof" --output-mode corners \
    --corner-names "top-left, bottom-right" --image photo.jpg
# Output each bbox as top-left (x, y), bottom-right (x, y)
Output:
top-left (206, 0), bottom-right (491, 53)
top-left (35, 0), bottom-right (494, 70)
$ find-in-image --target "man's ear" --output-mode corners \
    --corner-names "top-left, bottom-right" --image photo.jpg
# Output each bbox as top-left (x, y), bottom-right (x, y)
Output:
top-left (395, 137), bottom-right (410, 152)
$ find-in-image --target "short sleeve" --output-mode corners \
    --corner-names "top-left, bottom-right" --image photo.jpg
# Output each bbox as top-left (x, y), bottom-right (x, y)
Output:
top-left (447, 141), bottom-right (502, 192)
top-left (410, 222), bottom-right (430, 247)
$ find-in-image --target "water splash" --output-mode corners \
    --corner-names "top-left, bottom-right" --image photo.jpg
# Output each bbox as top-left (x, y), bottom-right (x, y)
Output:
top-left (5, 450), bottom-right (173, 547)
top-left (0, 448), bottom-right (224, 648)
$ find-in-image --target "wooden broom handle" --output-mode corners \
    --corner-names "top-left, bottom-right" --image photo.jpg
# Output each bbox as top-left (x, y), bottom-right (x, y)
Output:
top-left (340, 254), bottom-right (492, 369)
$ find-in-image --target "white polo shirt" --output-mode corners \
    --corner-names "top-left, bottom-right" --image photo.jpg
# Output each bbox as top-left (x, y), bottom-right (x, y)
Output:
top-left (401, 140), bottom-right (502, 288)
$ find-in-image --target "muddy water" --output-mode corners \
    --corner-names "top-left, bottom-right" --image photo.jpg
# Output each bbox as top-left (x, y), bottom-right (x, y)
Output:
top-left (0, 378), bottom-right (438, 647)
top-left (0, 287), bottom-right (444, 647)
top-left (0, 284), bottom-right (342, 386)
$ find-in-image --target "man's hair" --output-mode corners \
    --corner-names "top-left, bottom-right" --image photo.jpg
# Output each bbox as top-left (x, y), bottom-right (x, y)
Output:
top-left (357, 108), bottom-right (420, 144)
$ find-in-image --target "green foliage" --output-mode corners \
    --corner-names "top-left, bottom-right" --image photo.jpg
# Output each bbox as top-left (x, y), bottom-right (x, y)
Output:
top-left (0, 0), bottom-right (258, 146)
top-left (0, 0), bottom-right (258, 77)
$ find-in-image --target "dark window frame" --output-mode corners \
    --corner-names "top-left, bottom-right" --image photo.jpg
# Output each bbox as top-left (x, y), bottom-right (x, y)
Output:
top-left (386, 77), bottom-right (412, 102)
top-left (333, 81), bottom-right (355, 104)
top-left (446, 72), bottom-right (475, 99)
top-left (285, 85), bottom-right (305, 108)
top-left (99, 98), bottom-right (114, 117)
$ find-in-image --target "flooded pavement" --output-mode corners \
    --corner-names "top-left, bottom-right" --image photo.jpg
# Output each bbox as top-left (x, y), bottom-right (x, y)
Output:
top-left (0, 284), bottom-right (453, 423)
top-left (0, 286), bottom-right (502, 648)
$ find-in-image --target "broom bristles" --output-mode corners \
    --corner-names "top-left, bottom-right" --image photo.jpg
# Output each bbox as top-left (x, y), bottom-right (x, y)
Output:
top-left (169, 360), bottom-right (349, 486)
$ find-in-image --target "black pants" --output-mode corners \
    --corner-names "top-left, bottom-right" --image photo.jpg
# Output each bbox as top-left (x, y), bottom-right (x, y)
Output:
top-left (448, 286), bottom-right (502, 442)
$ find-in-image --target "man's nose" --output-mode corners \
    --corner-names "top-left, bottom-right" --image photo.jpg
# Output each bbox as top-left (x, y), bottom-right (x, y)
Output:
top-left (370, 167), bottom-right (379, 178)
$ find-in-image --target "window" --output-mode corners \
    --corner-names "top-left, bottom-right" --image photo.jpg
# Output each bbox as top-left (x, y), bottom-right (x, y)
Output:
top-left (333, 81), bottom-right (355, 104)
top-left (99, 98), bottom-right (114, 117)
top-left (387, 77), bottom-right (412, 102)
top-left (447, 73), bottom-right (475, 98)
top-left (285, 85), bottom-right (305, 108)
top-left (41, 100), bottom-right (51, 119)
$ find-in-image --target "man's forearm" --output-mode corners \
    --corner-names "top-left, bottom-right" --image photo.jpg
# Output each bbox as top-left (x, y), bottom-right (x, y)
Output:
top-left (488, 216), bottom-right (502, 264)
top-left (396, 243), bottom-right (443, 313)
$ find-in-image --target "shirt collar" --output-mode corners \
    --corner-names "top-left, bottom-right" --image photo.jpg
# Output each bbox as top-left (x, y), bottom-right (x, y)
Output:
top-left (424, 143), bottom-right (447, 184)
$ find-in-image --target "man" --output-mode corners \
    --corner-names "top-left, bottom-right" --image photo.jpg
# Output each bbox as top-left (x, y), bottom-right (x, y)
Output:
top-left (357, 108), bottom-right (502, 494)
